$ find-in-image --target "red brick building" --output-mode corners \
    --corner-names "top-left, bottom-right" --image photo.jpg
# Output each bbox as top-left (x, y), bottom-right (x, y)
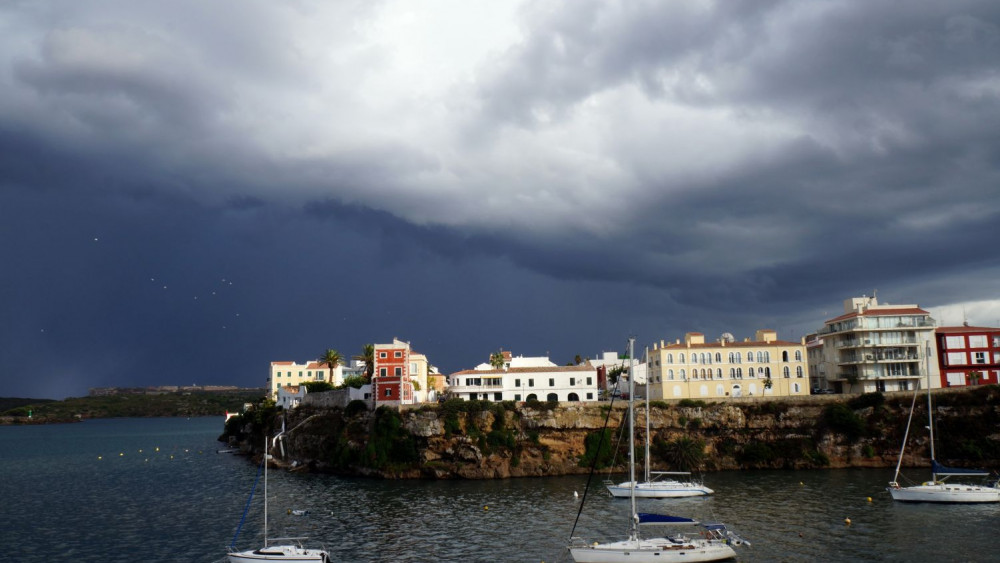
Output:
top-left (935, 325), bottom-right (1000, 387)
top-left (373, 338), bottom-right (414, 406)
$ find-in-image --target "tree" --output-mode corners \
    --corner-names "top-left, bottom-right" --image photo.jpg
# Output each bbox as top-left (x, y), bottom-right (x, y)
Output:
top-left (489, 350), bottom-right (505, 370)
top-left (353, 344), bottom-right (375, 381)
top-left (763, 377), bottom-right (773, 390)
top-left (321, 349), bottom-right (343, 383)
top-left (968, 370), bottom-right (983, 386)
top-left (574, 354), bottom-right (583, 365)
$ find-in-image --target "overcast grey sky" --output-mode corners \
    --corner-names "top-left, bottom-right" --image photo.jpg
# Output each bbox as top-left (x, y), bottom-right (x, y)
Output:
top-left (3, 1), bottom-right (999, 399)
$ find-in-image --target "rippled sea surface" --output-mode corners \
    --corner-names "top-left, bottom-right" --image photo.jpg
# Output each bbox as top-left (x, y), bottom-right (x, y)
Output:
top-left (2, 417), bottom-right (999, 562)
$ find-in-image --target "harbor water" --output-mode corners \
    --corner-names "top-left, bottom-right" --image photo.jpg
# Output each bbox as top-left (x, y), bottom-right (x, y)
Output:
top-left (1, 417), bottom-right (998, 562)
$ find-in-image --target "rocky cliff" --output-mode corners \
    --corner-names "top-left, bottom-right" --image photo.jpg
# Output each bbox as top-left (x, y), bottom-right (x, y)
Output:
top-left (222, 386), bottom-right (1000, 479)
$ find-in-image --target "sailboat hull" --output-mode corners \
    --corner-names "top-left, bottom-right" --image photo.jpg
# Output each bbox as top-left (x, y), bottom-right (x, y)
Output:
top-left (228, 545), bottom-right (329, 562)
top-left (570, 538), bottom-right (736, 563)
top-left (888, 483), bottom-right (1000, 503)
top-left (606, 481), bottom-right (714, 498)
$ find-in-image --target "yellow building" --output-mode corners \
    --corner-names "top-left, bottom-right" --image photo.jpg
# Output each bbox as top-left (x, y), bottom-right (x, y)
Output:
top-left (647, 330), bottom-right (808, 399)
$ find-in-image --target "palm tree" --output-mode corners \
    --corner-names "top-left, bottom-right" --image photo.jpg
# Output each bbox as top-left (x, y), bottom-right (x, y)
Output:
top-left (489, 350), bottom-right (505, 370)
top-left (353, 344), bottom-right (375, 382)
top-left (321, 349), bottom-right (343, 383)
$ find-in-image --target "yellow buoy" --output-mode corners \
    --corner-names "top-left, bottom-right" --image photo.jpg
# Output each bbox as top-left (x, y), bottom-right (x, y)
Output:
top-left (484, 506), bottom-right (489, 511)
top-left (845, 517), bottom-right (852, 526)
top-left (867, 497), bottom-right (872, 502)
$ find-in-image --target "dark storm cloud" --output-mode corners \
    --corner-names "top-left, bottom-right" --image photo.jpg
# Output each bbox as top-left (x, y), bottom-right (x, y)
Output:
top-left (2, 1), bottom-right (1000, 398)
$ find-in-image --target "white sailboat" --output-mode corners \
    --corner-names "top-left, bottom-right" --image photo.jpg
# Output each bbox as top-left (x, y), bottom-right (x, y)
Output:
top-left (228, 430), bottom-right (330, 562)
top-left (570, 338), bottom-right (746, 563)
top-left (605, 359), bottom-right (713, 498)
top-left (888, 345), bottom-right (1000, 503)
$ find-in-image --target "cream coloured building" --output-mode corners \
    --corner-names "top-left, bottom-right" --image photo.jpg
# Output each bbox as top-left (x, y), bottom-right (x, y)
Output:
top-left (647, 330), bottom-right (809, 399)
top-left (267, 359), bottom-right (364, 399)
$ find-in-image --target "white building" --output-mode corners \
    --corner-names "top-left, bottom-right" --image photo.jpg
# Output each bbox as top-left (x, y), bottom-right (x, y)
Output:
top-left (276, 385), bottom-right (307, 409)
top-left (448, 351), bottom-right (600, 402)
top-left (268, 359), bottom-right (365, 399)
top-left (814, 294), bottom-right (938, 393)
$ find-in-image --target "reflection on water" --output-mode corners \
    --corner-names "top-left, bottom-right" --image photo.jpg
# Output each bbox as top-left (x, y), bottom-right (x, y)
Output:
top-left (2, 418), bottom-right (999, 562)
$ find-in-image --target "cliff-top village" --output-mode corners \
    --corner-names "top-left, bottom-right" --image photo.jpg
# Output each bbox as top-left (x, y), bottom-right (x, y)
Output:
top-left (266, 293), bottom-right (1000, 411)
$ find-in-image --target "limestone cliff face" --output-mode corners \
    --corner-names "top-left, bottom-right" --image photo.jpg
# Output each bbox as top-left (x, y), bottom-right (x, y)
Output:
top-left (230, 388), bottom-right (1000, 479)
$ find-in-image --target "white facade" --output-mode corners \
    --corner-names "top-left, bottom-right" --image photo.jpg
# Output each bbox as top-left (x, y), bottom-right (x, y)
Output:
top-left (276, 385), bottom-right (307, 409)
top-left (815, 295), bottom-right (938, 393)
top-left (449, 352), bottom-right (599, 402)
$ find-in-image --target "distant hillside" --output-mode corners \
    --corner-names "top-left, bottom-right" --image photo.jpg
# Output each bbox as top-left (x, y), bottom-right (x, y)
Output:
top-left (0, 389), bottom-right (265, 424)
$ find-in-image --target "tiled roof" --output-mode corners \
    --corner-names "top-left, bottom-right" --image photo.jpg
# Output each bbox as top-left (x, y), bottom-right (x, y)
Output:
top-left (659, 340), bottom-right (801, 349)
top-left (937, 325), bottom-right (998, 334)
top-left (825, 307), bottom-right (929, 324)
top-left (450, 364), bottom-right (596, 376)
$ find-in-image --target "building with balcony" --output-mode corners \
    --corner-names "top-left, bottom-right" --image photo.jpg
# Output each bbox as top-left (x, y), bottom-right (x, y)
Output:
top-left (447, 351), bottom-right (599, 402)
top-left (936, 325), bottom-right (1000, 387)
top-left (373, 338), bottom-right (415, 406)
top-left (267, 359), bottom-right (365, 399)
top-left (646, 330), bottom-right (809, 400)
top-left (814, 295), bottom-right (938, 393)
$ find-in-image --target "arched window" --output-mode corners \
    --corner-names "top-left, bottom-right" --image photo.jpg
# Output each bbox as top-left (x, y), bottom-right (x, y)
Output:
top-left (764, 367), bottom-right (771, 378)
top-left (673, 385), bottom-right (683, 397)
top-left (746, 352), bottom-right (754, 363)
top-left (756, 351), bottom-right (764, 363)
top-left (526, 394), bottom-right (537, 401)
top-left (795, 350), bottom-right (803, 362)
top-left (782, 351), bottom-right (789, 362)
top-left (732, 384), bottom-right (743, 397)
top-left (679, 353), bottom-right (686, 364)
top-left (717, 368), bottom-right (723, 379)
top-left (699, 384), bottom-right (709, 397)
top-left (568, 393), bottom-right (579, 401)
top-left (737, 367), bottom-right (743, 379)
top-left (679, 369), bottom-right (687, 380)
top-left (668, 369), bottom-right (675, 380)
top-left (715, 353), bottom-right (722, 363)
top-left (729, 368), bottom-right (736, 379)
top-left (546, 393), bottom-right (558, 401)
top-left (783, 366), bottom-right (790, 378)
top-left (764, 351), bottom-right (770, 362)
top-left (796, 366), bottom-right (803, 378)
top-left (716, 384), bottom-right (724, 396)
top-left (728, 352), bottom-right (736, 364)
top-left (793, 383), bottom-right (801, 393)
top-left (692, 354), bottom-right (699, 364)
top-left (667, 353), bottom-right (673, 364)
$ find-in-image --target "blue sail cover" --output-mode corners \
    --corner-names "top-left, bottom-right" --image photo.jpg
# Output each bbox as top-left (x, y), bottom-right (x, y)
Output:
top-left (932, 460), bottom-right (990, 476)
top-left (637, 513), bottom-right (698, 525)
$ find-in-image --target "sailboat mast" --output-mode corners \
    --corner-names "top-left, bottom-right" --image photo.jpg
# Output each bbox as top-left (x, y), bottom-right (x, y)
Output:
top-left (644, 346), bottom-right (650, 485)
top-left (627, 337), bottom-right (638, 540)
top-left (925, 343), bottom-right (937, 482)
top-left (263, 437), bottom-right (268, 548)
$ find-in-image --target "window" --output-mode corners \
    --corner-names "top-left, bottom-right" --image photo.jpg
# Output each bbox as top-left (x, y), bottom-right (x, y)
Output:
top-left (549, 378), bottom-right (555, 387)
top-left (783, 366), bottom-right (790, 378)
top-left (586, 393), bottom-right (593, 400)
top-left (796, 366), bottom-right (803, 378)
top-left (384, 388), bottom-right (391, 397)
top-left (379, 367), bottom-right (387, 377)
top-left (668, 369), bottom-right (675, 380)
top-left (679, 369), bottom-right (687, 380)
top-left (679, 353), bottom-right (686, 363)
top-left (746, 352), bottom-right (753, 363)
top-left (515, 394), bottom-right (522, 401)
top-left (793, 383), bottom-right (801, 393)
top-left (528, 379), bottom-right (534, 387)
top-left (394, 367), bottom-right (402, 376)
top-left (692, 354), bottom-right (699, 364)
top-left (970, 335), bottom-right (987, 348)
top-left (394, 351), bottom-right (402, 358)
top-left (947, 352), bottom-right (967, 365)
top-left (782, 351), bottom-right (789, 362)
top-left (715, 353), bottom-right (722, 363)
top-left (570, 377), bottom-right (576, 386)
top-left (515, 379), bottom-right (521, 387)
top-left (944, 336), bottom-right (964, 349)
top-left (667, 353), bottom-right (674, 364)
top-left (587, 377), bottom-right (592, 385)
top-left (494, 392), bottom-right (502, 401)
top-left (795, 350), bottom-right (802, 362)
top-left (547, 393), bottom-right (558, 401)
top-left (974, 352), bottom-right (987, 364)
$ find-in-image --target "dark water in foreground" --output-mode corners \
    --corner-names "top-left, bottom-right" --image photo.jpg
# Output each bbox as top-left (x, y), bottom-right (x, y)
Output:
top-left (1, 417), bottom-right (998, 562)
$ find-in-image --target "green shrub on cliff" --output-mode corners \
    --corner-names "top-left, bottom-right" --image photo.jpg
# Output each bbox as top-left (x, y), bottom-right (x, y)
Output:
top-left (362, 406), bottom-right (418, 470)
top-left (579, 429), bottom-right (614, 469)
top-left (821, 403), bottom-right (865, 443)
top-left (653, 436), bottom-right (706, 471)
